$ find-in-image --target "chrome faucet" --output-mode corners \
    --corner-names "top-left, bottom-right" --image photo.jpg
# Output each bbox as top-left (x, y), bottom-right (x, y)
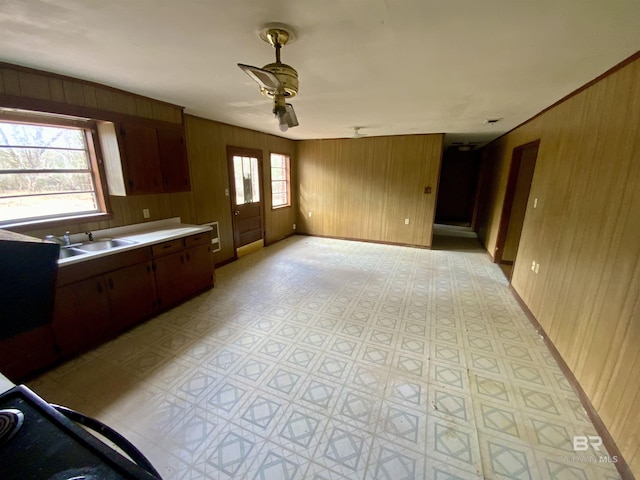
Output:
top-left (45, 231), bottom-right (71, 246)
top-left (85, 231), bottom-right (94, 242)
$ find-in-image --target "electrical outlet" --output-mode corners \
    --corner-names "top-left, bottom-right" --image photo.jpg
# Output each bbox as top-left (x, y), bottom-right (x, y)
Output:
top-left (531, 261), bottom-right (536, 271)
top-left (293, 223), bottom-right (296, 230)
top-left (404, 218), bottom-right (410, 225)
top-left (224, 188), bottom-right (229, 196)
top-left (143, 208), bottom-right (150, 219)
top-left (535, 263), bottom-right (540, 274)
top-left (533, 198), bottom-right (538, 208)
top-left (308, 212), bottom-right (312, 218)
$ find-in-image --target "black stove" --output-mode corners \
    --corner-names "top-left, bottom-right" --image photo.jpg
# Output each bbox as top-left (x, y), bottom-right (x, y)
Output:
top-left (0, 385), bottom-right (161, 480)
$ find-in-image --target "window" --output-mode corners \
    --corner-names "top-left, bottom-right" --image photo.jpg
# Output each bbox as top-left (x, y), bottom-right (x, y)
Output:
top-left (0, 114), bottom-right (106, 226)
top-left (271, 153), bottom-right (290, 209)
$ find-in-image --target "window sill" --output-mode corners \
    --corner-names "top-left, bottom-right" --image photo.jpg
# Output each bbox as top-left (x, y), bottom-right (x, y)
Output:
top-left (2, 212), bottom-right (114, 233)
top-left (271, 205), bottom-right (292, 211)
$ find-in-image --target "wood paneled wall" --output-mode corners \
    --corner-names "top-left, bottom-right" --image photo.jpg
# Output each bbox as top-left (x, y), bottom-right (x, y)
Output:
top-left (1, 63), bottom-right (196, 239)
top-left (2, 63), bottom-right (296, 265)
top-left (477, 54), bottom-right (640, 475)
top-left (0, 63), bottom-right (182, 123)
top-left (297, 135), bottom-right (443, 247)
top-left (185, 115), bottom-right (297, 264)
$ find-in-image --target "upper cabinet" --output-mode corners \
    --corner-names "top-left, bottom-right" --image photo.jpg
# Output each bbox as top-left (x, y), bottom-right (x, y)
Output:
top-left (99, 120), bottom-right (191, 196)
top-left (157, 125), bottom-right (191, 192)
top-left (119, 122), bottom-right (163, 194)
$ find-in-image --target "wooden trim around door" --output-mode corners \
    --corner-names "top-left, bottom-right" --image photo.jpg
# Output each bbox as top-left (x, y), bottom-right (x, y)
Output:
top-left (226, 146), bottom-right (265, 254)
top-left (494, 140), bottom-right (540, 263)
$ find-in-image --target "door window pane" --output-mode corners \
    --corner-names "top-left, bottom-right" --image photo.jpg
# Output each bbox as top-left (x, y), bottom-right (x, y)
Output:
top-left (233, 155), bottom-right (260, 205)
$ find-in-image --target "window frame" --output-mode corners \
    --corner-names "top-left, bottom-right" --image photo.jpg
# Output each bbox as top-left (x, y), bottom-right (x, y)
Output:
top-left (0, 110), bottom-right (111, 230)
top-left (270, 152), bottom-right (291, 210)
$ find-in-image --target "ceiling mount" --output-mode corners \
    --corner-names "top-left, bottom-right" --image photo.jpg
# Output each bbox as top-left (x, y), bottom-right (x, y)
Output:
top-left (352, 127), bottom-right (366, 138)
top-left (257, 23), bottom-right (296, 46)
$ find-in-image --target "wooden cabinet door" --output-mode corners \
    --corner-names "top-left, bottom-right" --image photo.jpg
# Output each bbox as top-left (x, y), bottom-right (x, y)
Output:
top-left (52, 277), bottom-right (112, 357)
top-left (119, 122), bottom-right (162, 194)
top-left (154, 251), bottom-right (188, 309)
top-left (157, 125), bottom-right (190, 192)
top-left (106, 261), bottom-right (158, 332)
top-left (0, 326), bottom-right (58, 381)
top-left (185, 243), bottom-right (214, 294)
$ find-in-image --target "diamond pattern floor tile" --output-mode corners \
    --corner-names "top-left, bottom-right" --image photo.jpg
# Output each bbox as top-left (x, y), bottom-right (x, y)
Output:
top-left (28, 233), bottom-right (622, 479)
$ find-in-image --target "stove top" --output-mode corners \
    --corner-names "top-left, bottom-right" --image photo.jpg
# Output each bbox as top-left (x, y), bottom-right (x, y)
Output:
top-left (0, 408), bottom-right (24, 446)
top-left (0, 385), bottom-right (159, 480)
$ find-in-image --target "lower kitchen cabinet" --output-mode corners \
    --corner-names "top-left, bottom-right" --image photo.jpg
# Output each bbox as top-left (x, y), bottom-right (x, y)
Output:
top-left (154, 250), bottom-right (188, 309)
top-left (154, 234), bottom-right (214, 309)
top-left (52, 277), bottom-right (112, 358)
top-left (106, 261), bottom-right (157, 332)
top-left (52, 231), bottom-right (214, 361)
top-left (185, 242), bottom-right (215, 293)
top-left (0, 326), bottom-right (58, 381)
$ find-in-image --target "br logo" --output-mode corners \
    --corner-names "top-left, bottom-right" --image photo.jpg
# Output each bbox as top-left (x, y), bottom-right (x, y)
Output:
top-left (573, 435), bottom-right (602, 452)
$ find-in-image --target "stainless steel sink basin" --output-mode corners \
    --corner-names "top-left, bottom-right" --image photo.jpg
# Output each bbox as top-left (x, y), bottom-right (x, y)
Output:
top-left (58, 247), bottom-right (87, 259)
top-left (76, 239), bottom-right (137, 252)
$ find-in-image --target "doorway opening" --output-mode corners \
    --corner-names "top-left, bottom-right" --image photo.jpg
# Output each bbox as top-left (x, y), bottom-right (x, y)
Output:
top-left (494, 140), bottom-right (540, 278)
top-left (227, 146), bottom-right (265, 258)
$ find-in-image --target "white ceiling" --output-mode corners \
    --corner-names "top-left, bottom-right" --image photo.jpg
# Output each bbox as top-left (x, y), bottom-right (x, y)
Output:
top-left (1, 0), bottom-right (639, 146)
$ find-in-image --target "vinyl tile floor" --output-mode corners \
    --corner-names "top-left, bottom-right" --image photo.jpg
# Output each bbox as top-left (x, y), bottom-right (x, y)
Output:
top-left (29, 231), bottom-right (622, 479)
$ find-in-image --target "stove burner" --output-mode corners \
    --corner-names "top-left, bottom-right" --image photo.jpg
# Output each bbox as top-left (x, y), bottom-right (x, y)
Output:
top-left (0, 408), bottom-right (24, 446)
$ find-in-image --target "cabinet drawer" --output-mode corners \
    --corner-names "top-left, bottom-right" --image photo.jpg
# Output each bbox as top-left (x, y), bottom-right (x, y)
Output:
top-left (57, 247), bottom-right (152, 286)
top-left (184, 232), bottom-right (210, 249)
top-left (152, 238), bottom-right (184, 257)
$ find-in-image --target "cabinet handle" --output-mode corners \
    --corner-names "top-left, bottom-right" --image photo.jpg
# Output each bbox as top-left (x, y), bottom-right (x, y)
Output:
top-left (180, 254), bottom-right (185, 264)
top-left (97, 281), bottom-right (103, 294)
top-left (186, 252), bottom-right (190, 262)
top-left (162, 244), bottom-right (172, 249)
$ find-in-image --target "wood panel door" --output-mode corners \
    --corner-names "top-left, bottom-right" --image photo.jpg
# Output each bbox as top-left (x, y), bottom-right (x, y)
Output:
top-left (227, 146), bottom-right (264, 254)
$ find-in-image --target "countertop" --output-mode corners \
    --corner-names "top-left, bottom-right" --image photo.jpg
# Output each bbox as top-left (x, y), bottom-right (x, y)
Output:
top-left (0, 230), bottom-right (44, 243)
top-left (0, 371), bottom-right (14, 394)
top-left (57, 218), bottom-right (212, 267)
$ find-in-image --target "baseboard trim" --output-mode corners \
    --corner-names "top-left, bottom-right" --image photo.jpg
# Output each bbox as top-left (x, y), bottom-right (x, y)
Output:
top-left (509, 286), bottom-right (635, 480)
top-left (296, 232), bottom-right (431, 249)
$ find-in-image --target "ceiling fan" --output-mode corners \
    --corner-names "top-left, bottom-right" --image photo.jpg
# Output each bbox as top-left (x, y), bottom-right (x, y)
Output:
top-left (238, 24), bottom-right (299, 132)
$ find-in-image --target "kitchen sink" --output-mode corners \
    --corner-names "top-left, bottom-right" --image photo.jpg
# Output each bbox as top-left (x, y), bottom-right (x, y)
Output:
top-left (76, 239), bottom-right (137, 252)
top-left (58, 247), bottom-right (87, 259)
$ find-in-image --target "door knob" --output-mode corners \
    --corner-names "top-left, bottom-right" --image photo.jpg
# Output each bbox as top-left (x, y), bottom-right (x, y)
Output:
top-left (234, 210), bottom-right (240, 216)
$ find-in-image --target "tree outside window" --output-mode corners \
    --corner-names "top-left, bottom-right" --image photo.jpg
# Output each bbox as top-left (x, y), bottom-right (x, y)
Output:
top-left (0, 118), bottom-right (104, 225)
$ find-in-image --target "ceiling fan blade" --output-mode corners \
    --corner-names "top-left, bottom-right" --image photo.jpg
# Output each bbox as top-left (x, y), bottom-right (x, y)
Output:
top-left (237, 63), bottom-right (282, 93)
top-left (284, 103), bottom-right (299, 128)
